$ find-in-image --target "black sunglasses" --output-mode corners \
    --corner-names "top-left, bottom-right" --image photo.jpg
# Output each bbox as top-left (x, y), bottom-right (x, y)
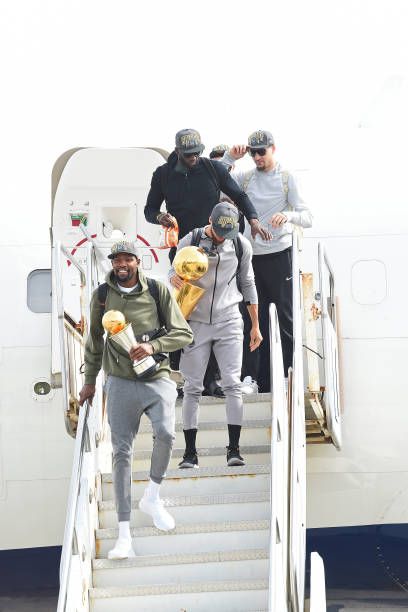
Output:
top-left (248, 147), bottom-right (268, 157)
top-left (182, 151), bottom-right (201, 159)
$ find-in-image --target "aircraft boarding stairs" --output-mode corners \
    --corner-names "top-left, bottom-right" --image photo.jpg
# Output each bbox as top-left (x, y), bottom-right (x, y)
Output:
top-left (55, 234), bottom-right (339, 611)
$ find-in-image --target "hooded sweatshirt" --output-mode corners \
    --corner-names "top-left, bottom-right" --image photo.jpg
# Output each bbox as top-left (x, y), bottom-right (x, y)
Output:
top-left (169, 229), bottom-right (258, 325)
top-left (144, 151), bottom-right (258, 239)
top-left (84, 268), bottom-right (193, 384)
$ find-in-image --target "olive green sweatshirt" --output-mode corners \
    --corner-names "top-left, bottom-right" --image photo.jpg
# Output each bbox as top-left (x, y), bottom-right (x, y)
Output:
top-left (84, 269), bottom-right (193, 384)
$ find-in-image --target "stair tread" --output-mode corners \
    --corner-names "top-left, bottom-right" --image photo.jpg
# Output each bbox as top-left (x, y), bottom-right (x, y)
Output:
top-left (96, 519), bottom-right (269, 540)
top-left (93, 547), bottom-right (269, 570)
top-left (101, 464), bottom-right (270, 483)
top-left (137, 418), bottom-right (271, 434)
top-left (90, 578), bottom-right (269, 598)
top-left (133, 445), bottom-right (269, 459)
top-left (99, 491), bottom-right (269, 511)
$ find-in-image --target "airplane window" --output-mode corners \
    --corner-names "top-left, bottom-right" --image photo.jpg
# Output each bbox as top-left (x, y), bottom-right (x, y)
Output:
top-left (27, 269), bottom-right (52, 313)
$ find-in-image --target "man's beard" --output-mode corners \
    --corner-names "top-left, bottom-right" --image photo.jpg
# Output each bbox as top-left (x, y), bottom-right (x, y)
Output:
top-left (113, 269), bottom-right (134, 284)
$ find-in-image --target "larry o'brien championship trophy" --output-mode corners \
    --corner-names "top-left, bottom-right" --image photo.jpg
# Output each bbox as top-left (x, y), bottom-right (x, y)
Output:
top-left (173, 246), bottom-right (209, 318)
top-left (102, 311), bottom-right (159, 378)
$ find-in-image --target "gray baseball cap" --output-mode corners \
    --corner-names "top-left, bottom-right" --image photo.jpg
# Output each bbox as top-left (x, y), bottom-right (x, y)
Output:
top-left (209, 144), bottom-right (229, 158)
top-left (175, 128), bottom-right (205, 154)
top-left (108, 240), bottom-right (139, 259)
top-left (248, 129), bottom-right (274, 149)
top-left (210, 202), bottom-right (240, 239)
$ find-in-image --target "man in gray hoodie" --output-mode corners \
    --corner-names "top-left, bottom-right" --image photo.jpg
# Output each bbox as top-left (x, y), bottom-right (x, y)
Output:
top-left (169, 203), bottom-right (262, 468)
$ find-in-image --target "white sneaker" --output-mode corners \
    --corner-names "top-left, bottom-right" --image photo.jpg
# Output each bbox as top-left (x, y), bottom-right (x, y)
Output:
top-left (139, 496), bottom-right (175, 531)
top-left (241, 376), bottom-right (258, 395)
top-left (107, 537), bottom-right (135, 560)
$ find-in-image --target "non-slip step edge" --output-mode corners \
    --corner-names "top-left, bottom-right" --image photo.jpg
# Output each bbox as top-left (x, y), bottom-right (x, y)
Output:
top-left (137, 418), bottom-right (271, 434)
top-left (93, 547), bottom-right (269, 570)
top-left (96, 519), bottom-right (270, 541)
top-left (90, 579), bottom-right (269, 598)
top-left (99, 490), bottom-right (269, 511)
top-left (101, 464), bottom-right (270, 483)
top-left (132, 444), bottom-right (270, 460)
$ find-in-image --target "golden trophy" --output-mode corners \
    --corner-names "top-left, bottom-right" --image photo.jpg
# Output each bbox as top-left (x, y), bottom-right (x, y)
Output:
top-left (102, 310), bottom-right (159, 378)
top-left (173, 246), bottom-right (209, 319)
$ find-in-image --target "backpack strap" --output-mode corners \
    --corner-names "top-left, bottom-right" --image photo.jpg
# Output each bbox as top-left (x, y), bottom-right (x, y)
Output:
top-left (97, 279), bottom-right (165, 327)
top-left (97, 282), bottom-right (109, 317)
top-left (146, 277), bottom-right (165, 328)
top-left (281, 170), bottom-right (291, 208)
top-left (227, 235), bottom-right (243, 289)
top-left (190, 227), bottom-right (204, 247)
top-left (242, 169), bottom-right (255, 193)
top-left (202, 158), bottom-right (221, 202)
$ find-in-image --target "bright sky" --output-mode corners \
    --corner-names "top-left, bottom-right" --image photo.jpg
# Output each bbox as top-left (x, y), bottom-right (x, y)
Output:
top-left (1, 0), bottom-right (407, 241)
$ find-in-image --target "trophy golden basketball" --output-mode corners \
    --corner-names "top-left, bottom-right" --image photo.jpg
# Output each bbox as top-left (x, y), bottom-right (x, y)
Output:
top-left (173, 246), bottom-right (209, 319)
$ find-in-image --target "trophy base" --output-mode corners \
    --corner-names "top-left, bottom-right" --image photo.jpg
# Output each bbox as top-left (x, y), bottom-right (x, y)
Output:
top-left (132, 355), bottom-right (159, 379)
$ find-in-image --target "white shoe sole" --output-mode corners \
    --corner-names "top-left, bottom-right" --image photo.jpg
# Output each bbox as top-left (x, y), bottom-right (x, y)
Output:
top-left (108, 547), bottom-right (135, 560)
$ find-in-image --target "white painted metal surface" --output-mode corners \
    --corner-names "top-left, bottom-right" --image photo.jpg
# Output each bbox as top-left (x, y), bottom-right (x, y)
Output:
top-left (318, 242), bottom-right (342, 449)
top-left (309, 552), bottom-right (327, 612)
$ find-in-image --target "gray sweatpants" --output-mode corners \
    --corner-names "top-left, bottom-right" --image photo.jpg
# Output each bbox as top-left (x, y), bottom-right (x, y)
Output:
top-left (106, 375), bottom-right (177, 522)
top-left (180, 317), bottom-right (244, 430)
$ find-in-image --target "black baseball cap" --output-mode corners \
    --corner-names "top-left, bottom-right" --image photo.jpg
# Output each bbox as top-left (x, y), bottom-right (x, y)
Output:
top-left (210, 202), bottom-right (240, 240)
top-left (248, 129), bottom-right (274, 149)
top-left (175, 128), bottom-right (205, 155)
top-left (108, 240), bottom-right (139, 259)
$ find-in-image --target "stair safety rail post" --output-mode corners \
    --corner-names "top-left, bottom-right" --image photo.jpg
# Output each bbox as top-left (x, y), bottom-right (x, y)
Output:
top-left (268, 303), bottom-right (290, 611)
top-left (288, 233), bottom-right (307, 612)
top-left (318, 243), bottom-right (342, 449)
top-left (57, 400), bottom-right (91, 611)
top-left (54, 242), bottom-right (87, 434)
top-left (309, 552), bottom-right (327, 612)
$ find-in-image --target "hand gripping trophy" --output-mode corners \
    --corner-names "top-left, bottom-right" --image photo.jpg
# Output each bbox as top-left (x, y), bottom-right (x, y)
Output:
top-left (172, 246), bottom-right (209, 319)
top-left (102, 310), bottom-right (159, 378)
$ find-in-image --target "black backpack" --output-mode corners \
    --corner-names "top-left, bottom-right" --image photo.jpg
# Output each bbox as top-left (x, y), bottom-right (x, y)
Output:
top-left (97, 278), bottom-right (165, 327)
top-left (190, 227), bottom-right (243, 288)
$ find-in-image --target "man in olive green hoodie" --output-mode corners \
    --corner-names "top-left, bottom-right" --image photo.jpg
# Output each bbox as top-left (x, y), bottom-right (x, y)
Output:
top-left (79, 240), bottom-right (193, 559)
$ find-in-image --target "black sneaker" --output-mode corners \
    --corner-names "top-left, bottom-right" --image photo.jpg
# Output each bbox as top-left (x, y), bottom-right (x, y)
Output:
top-left (227, 447), bottom-right (245, 467)
top-left (202, 381), bottom-right (225, 398)
top-left (178, 452), bottom-right (199, 469)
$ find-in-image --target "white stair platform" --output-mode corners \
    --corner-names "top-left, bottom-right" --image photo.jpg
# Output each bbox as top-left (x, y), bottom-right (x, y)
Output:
top-left (96, 519), bottom-right (270, 558)
top-left (101, 464), bottom-right (270, 499)
top-left (133, 419), bottom-right (272, 449)
top-left (92, 548), bottom-right (269, 587)
top-left (132, 444), bottom-right (270, 469)
top-left (98, 491), bottom-right (270, 529)
top-left (89, 579), bottom-right (269, 612)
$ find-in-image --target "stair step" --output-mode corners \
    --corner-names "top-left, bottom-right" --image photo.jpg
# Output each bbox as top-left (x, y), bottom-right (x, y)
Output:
top-left (96, 519), bottom-right (270, 558)
top-left (131, 444), bottom-right (270, 470)
top-left (133, 419), bottom-right (271, 449)
top-left (98, 491), bottom-right (270, 528)
top-left (92, 548), bottom-right (269, 587)
top-left (101, 464), bottom-right (270, 500)
top-left (90, 579), bottom-right (268, 612)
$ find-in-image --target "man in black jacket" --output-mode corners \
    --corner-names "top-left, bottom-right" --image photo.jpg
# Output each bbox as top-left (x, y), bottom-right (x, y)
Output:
top-left (144, 129), bottom-right (270, 397)
top-left (144, 129), bottom-right (270, 262)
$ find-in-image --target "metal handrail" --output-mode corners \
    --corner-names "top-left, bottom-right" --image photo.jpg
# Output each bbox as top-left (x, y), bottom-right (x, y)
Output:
top-left (57, 401), bottom-right (90, 612)
top-left (268, 303), bottom-right (289, 611)
top-left (54, 242), bottom-right (87, 428)
top-left (288, 232), bottom-right (307, 612)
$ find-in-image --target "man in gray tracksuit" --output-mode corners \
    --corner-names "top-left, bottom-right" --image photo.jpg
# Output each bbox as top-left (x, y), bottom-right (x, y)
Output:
top-left (169, 202), bottom-right (262, 467)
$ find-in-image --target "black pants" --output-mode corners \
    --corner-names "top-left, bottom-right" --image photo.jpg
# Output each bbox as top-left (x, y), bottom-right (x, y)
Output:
top-left (252, 247), bottom-right (293, 392)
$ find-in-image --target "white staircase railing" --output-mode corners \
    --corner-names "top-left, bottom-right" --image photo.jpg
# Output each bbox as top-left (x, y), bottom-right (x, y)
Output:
top-left (56, 242), bottom-right (107, 611)
top-left (288, 234), bottom-right (307, 612)
top-left (268, 303), bottom-right (290, 611)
